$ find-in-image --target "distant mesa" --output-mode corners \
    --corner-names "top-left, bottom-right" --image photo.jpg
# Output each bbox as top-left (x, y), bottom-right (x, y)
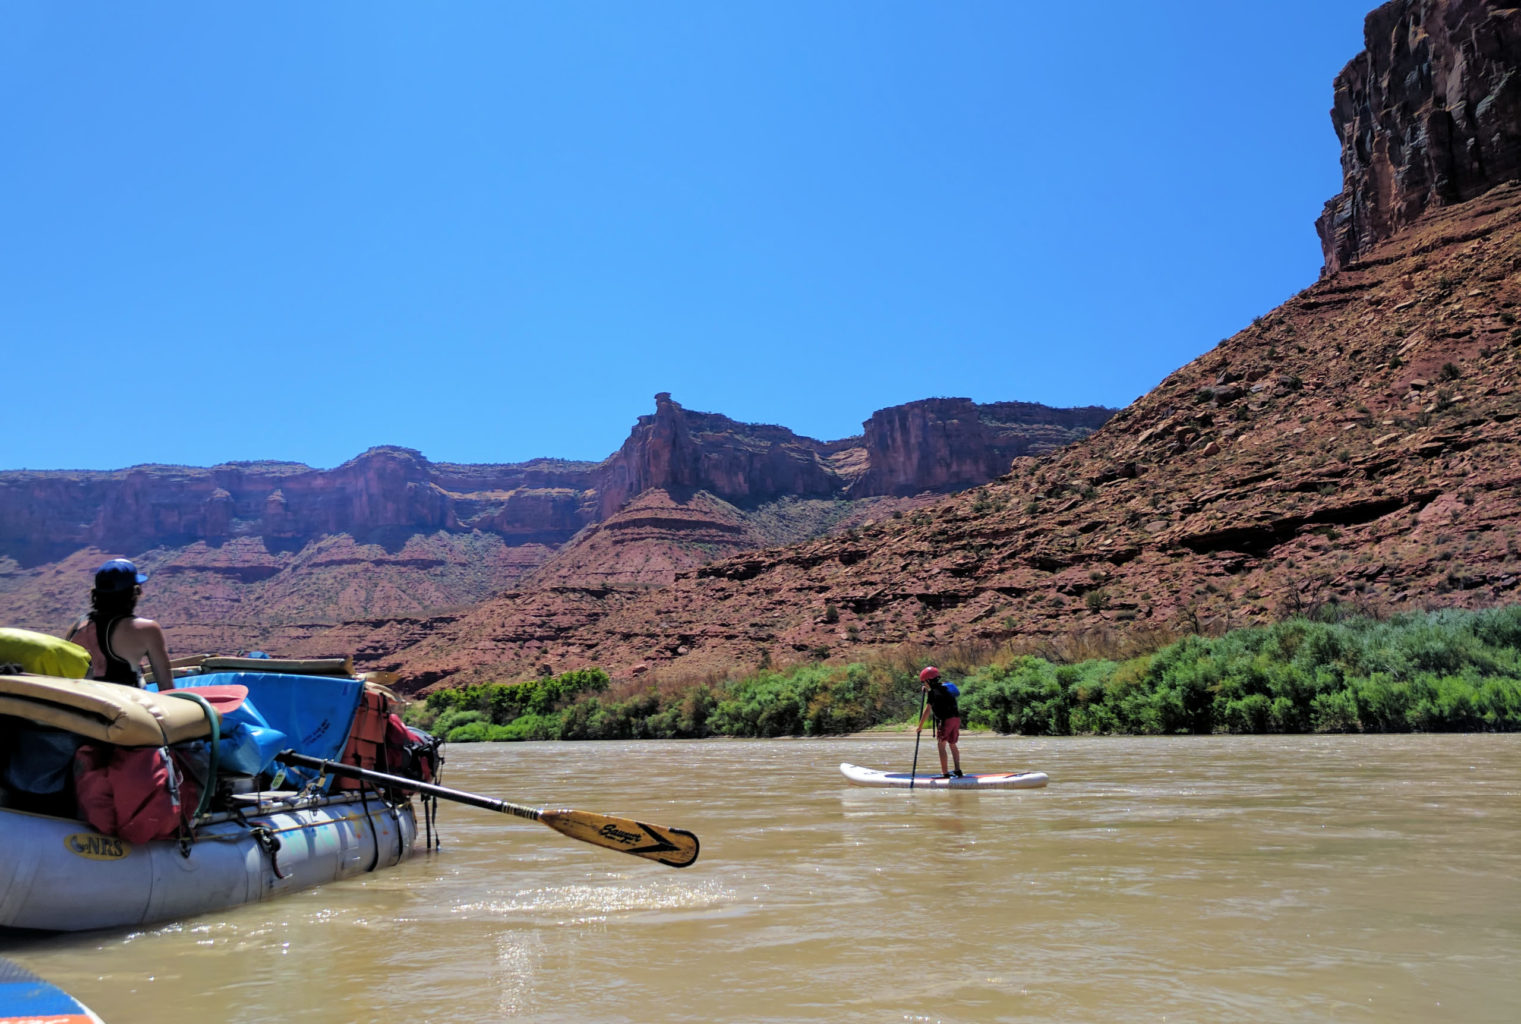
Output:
top-left (0, 392), bottom-right (1116, 642)
top-left (0, 394), bottom-right (1111, 561)
top-left (849, 398), bottom-right (1114, 498)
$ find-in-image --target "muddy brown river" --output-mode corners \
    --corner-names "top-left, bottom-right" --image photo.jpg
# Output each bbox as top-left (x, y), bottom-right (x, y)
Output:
top-left (4, 733), bottom-right (1518, 1023)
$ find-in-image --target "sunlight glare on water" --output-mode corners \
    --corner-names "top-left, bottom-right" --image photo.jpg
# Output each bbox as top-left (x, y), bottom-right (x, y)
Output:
top-left (5, 733), bottom-right (1519, 1023)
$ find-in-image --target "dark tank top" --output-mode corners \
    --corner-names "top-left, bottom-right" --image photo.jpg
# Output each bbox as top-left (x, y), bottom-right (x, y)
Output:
top-left (92, 613), bottom-right (140, 685)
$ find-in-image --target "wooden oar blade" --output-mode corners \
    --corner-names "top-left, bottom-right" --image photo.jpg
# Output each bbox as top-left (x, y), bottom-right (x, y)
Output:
top-left (538, 809), bottom-right (700, 868)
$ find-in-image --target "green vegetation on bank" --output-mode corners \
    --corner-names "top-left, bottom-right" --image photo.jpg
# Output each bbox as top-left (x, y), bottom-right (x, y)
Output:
top-left (405, 605), bottom-right (1521, 741)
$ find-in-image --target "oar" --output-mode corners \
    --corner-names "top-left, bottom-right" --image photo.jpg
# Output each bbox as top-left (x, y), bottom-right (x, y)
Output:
top-left (909, 687), bottom-right (927, 790)
top-left (275, 751), bottom-right (699, 868)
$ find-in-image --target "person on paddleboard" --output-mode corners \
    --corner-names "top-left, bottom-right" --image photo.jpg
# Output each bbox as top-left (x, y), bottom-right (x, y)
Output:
top-left (916, 666), bottom-right (963, 778)
top-left (65, 558), bottom-right (176, 689)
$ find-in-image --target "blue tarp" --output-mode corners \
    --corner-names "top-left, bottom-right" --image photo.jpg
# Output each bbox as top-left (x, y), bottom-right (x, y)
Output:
top-left (217, 707), bottom-right (290, 776)
top-left (173, 672), bottom-right (363, 787)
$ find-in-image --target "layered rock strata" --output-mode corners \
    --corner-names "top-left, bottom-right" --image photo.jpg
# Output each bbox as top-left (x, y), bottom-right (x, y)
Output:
top-left (388, 181), bottom-right (1521, 690)
top-left (0, 395), bottom-right (1112, 635)
top-left (1318, 0), bottom-right (1521, 273)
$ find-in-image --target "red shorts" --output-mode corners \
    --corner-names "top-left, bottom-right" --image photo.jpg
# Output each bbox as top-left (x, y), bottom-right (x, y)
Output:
top-left (936, 717), bottom-right (961, 743)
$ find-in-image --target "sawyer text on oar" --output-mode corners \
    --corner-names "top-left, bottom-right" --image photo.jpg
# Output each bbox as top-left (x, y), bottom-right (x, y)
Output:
top-left (597, 823), bottom-right (642, 845)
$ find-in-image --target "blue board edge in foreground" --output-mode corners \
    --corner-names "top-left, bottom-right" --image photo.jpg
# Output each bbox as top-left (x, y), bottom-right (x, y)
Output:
top-left (0, 956), bottom-right (104, 1023)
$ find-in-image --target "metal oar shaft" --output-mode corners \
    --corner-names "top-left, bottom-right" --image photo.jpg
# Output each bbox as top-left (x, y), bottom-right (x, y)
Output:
top-left (276, 750), bottom-right (540, 817)
top-left (274, 751), bottom-right (699, 867)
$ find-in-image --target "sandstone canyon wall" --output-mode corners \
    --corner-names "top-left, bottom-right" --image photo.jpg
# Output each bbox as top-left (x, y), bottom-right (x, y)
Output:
top-left (1317, 0), bottom-right (1521, 273)
top-left (593, 393), bottom-right (850, 519)
top-left (0, 395), bottom-right (1110, 566)
top-left (0, 449), bottom-right (600, 566)
top-left (0, 394), bottom-right (1114, 638)
top-left (849, 398), bottom-right (1115, 497)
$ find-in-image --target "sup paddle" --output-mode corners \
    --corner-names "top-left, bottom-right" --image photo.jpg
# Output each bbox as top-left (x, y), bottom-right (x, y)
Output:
top-left (908, 687), bottom-right (927, 790)
top-left (274, 751), bottom-right (699, 868)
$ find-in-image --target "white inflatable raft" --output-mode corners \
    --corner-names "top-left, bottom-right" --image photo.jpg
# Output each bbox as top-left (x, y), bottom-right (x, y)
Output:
top-left (0, 665), bottom-right (426, 934)
top-left (0, 789), bottom-right (417, 933)
top-left (839, 762), bottom-right (1049, 789)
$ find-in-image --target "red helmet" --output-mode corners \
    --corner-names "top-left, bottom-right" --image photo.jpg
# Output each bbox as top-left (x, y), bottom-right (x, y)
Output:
top-left (919, 666), bottom-right (940, 683)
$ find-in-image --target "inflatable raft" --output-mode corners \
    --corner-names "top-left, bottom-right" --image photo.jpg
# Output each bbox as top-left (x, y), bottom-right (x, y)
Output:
top-left (0, 655), bottom-right (436, 934)
top-left (0, 787), bottom-right (416, 932)
top-left (839, 762), bottom-right (1049, 789)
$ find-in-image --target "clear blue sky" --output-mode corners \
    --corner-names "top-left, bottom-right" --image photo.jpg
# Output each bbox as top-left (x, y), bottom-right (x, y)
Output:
top-left (2, 1), bottom-right (1377, 471)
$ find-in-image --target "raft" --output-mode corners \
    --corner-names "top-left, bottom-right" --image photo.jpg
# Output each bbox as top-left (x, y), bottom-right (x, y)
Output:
top-left (0, 788), bottom-right (416, 932)
top-left (0, 660), bottom-right (434, 934)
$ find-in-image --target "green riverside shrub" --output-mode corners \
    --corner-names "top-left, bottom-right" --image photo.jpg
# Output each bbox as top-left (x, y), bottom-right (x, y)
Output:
top-left (411, 605), bottom-right (1521, 740)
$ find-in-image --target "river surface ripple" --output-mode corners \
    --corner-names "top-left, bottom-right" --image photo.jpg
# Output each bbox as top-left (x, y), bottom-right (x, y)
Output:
top-left (4, 733), bottom-right (1519, 1023)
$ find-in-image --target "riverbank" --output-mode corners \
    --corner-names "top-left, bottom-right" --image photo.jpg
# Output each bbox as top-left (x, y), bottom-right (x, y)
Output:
top-left (407, 604), bottom-right (1521, 741)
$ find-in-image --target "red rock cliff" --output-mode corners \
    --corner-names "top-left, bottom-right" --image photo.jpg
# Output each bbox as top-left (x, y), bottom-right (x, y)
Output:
top-left (596, 393), bottom-right (1117, 515)
top-left (848, 398), bottom-right (1113, 497)
top-left (2, 397), bottom-right (1117, 566)
top-left (0, 448), bottom-right (601, 564)
top-left (1317, 0), bottom-right (1521, 273)
top-left (594, 394), bottom-right (844, 518)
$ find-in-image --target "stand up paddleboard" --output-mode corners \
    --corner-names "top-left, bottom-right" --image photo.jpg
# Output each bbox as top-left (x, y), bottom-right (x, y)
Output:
top-left (0, 957), bottom-right (106, 1023)
top-left (840, 762), bottom-right (1048, 789)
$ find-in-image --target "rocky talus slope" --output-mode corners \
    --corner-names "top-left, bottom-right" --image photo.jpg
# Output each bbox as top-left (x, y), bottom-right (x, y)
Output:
top-left (382, 179), bottom-right (1521, 689)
